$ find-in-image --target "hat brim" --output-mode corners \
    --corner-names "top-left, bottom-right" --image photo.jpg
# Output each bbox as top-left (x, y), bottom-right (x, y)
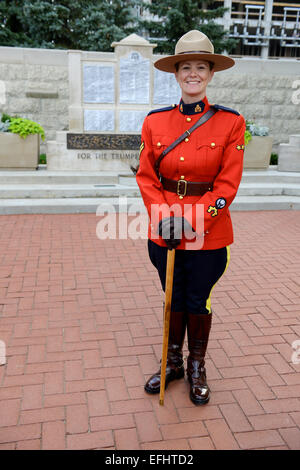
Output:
top-left (154, 53), bottom-right (235, 73)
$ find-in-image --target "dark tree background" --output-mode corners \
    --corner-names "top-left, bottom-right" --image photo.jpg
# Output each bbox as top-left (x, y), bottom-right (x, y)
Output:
top-left (140, 0), bottom-right (236, 54)
top-left (0, 0), bottom-right (141, 50)
top-left (0, 0), bottom-right (235, 53)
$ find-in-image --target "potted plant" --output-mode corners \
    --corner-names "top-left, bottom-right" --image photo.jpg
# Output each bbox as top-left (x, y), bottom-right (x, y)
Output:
top-left (243, 120), bottom-right (273, 170)
top-left (0, 113), bottom-right (45, 170)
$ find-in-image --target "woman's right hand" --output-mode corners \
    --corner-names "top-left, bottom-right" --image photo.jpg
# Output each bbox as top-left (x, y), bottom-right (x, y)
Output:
top-left (158, 217), bottom-right (195, 250)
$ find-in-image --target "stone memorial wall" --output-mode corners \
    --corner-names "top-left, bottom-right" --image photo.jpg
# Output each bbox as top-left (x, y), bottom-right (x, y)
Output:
top-left (67, 34), bottom-right (181, 137)
top-left (47, 34), bottom-right (182, 171)
top-left (0, 34), bottom-right (299, 172)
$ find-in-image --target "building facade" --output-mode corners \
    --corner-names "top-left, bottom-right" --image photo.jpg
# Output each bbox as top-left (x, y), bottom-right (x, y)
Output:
top-left (139, 0), bottom-right (300, 59)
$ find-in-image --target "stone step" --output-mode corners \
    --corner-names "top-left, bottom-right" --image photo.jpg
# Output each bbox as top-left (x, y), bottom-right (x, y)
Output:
top-left (0, 167), bottom-right (300, 185)
top-left (0, 195), bottom-right (299, 215)
top-left (237, 183), bottom-right (300, 196)
top-left (232, 196), bottom-right (300, 211)
top-left (120, 169), bottom-right (300, 186)
top-left (288, 135), bottom-right (300, 146)
top-left (0, 167), bottom-right (299, 214)
top-left (0, 169), bottom-right (128, 185)
top-left (0, 184), bottom-right (141, 198)
top-left (0, 197), bottom-right (144, 215)
top-left (240, 169), bottom-right (300, 184)
top-left (122, 171), bottom-right (300, 186)
top-left (0, 182), bottom-right (299, 198)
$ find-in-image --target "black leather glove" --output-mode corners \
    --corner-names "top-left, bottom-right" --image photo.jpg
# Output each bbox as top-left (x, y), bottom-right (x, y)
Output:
top-left (158, 217), bottom-right (195, 250)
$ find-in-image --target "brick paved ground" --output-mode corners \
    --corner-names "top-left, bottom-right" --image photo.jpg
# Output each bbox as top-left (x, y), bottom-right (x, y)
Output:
top-left (0, 210), bottom-right (299, 450)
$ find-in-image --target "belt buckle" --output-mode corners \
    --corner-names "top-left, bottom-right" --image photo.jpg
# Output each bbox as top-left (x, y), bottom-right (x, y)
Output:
top-left (177, 179), bottom-right (187, 197)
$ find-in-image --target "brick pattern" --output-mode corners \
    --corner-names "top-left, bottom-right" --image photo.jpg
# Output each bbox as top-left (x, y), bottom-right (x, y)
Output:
top-left (0, 211), bottom-right (300, 450)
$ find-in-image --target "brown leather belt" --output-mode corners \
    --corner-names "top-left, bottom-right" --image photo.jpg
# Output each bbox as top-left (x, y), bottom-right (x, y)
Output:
top-left (161, 176), bottom-right (213, 197)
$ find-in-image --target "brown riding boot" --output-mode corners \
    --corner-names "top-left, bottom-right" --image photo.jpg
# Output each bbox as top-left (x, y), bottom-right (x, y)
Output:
top-left (186, 312), bottom-right (212, 405)
top-left (144, 310), bottom-right (186, 394)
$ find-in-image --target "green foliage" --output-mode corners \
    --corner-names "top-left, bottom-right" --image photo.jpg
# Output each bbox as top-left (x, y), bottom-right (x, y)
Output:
top-left (1, 1), bottom-right (237, 53)
top-left (1, 112), bottom-right (13, 123)
top-left (139, 0), bottom-right (237, 54)
top-left (246, 120), bottom-right (269, 137)
top-left (0, 121), bottom-right (10, 132)
top-left (270, 153), bottom-right (278, 165)
top-left (245, 120), bottom-right (270, 146)
top-left (0, 0), bottom-right (32, 47)
top-left (0, 0), bottom-right (141, 51)
top-left (39, 153), bottom-right (47, 164)
top-left (244, 130), bottom-right (252, 145)
top-left (8, 117), bottom-right (45, 140)
top-left (0, 112), bottom-right (12, 132)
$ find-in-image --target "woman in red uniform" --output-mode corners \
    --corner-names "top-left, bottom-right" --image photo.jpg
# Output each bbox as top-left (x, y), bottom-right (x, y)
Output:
top-left (136, 30), bottom-right (245, 405)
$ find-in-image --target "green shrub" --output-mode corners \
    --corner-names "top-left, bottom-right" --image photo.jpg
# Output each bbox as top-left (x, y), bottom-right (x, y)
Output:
top-left (8, 117), bottom-right (45, 141)
top-left (270, 153), bottom-right (278, 165)
top-left (1, 113), bottom-right (45, 140)
top-left (244, 130), bottom-right (252, 145)
top-left (0, 120), bottom-right (10, 132)
top-left (1, 113), bottom-right (13, 123)
top-left (245, 120), bottom-right (270, 146)
top-left (39, 153), bottom-right (47, 164)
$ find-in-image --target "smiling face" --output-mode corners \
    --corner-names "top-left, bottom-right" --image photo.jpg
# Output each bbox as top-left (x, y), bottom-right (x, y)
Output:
top-left (175, 60), bottom-right (214, 104)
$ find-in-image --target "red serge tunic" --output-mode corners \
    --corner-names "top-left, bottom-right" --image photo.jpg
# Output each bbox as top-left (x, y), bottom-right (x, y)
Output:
top-left (136, 96), bottom-right (246, 250)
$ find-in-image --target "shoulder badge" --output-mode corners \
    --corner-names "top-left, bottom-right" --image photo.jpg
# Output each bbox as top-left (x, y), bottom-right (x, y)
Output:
top-left (211, 104), bottom-right (240, 116)
top-left (147, 104), bottom-right (177, 116)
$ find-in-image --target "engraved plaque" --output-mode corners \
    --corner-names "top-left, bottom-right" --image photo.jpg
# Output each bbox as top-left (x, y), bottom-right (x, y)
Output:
top-left (84, 110), bottom-right (114, 132)
top-left (119, 110), bottom-right (148, 132)
top-left (119, 52), bottom-right (150, 104)
top-left (83, 64), bottom-right (114, 103)
top-left (153, 69), bottom-right (181, 104)
top-left (67, 134), bottom-right (140, 150)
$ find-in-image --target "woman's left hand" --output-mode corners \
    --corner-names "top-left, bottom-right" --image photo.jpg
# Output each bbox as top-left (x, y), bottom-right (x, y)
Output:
top-left (158, 217), bottom-right (195, 249)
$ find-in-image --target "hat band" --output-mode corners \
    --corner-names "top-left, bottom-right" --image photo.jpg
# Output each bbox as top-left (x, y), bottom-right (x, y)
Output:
top-left (177, 50), bottom-right (212, 55)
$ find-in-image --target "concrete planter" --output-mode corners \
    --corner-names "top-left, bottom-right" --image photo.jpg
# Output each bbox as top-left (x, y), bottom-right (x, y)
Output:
top-left (0, 133), bottom-right (39, 170)
top-left (244, 136), bottom-right (273, 169)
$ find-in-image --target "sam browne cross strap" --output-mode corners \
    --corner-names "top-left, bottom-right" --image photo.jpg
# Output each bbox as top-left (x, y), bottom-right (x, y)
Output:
top-left (156, 107), bottom-right (217, 197)
top-left (132, 106), bottom-right (218, 197)
top-left (154, 106), bottom-right (217, 177)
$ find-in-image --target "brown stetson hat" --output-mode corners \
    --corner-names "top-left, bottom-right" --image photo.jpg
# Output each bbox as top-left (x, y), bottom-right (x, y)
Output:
top-left (154, 30), bottom-right (235, 73)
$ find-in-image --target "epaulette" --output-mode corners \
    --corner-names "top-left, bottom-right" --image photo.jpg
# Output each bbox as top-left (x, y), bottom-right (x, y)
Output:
top-left (147, 104), bottom-right (177, 116)
top-left (211, 104), bottom-right (240, 116)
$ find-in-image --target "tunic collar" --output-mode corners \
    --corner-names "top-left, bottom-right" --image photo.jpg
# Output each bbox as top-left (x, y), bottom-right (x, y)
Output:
top-left (178, 96), bottom-right (208, 115)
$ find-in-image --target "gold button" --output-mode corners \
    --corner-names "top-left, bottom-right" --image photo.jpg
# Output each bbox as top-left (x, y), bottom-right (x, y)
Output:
top-left (211, 142), bottom-right (216, 148)
top-left (179, 195), bottom-right (184, 200)
top-left (157, 142), bottom-right (161, 147)
top-left (186, 117), bottom-right (192, 122)
top-left (180, 176), bottom-right (185, 180)
top-left (185, 138), bottom-right (189, 142)
top-left (180, 157), bottom-right (184, 161)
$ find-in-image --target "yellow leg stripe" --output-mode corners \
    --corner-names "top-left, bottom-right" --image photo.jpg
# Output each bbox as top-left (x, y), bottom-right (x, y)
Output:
top-left (205, 246), bottom-right (230, 314)
top-left (225, 245), bottom-right (231, 273)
